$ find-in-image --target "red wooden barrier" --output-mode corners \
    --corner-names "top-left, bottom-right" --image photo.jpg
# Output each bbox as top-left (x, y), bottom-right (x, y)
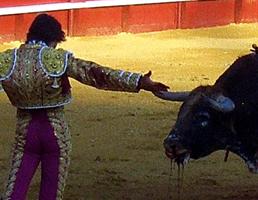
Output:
top-left (124, 3), bottom-right (178, 33)
top-left (72, 7), bottom-right (123, 36)
top-left (0, 15), bottom-right (15, 41)
top-left (180, 0), bottom-right (235, 28)
top-left (238, 0), bottom-right (258, 23)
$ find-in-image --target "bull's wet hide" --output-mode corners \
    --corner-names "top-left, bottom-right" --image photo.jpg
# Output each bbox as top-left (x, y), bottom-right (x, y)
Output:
top-left (162, 44), bottom-right (258, 174)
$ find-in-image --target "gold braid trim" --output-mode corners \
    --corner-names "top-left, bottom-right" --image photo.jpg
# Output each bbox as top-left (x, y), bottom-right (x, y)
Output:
top-left (47, 108), bottom-right (72, 200)
top-left (0, 49), bottom-right (16, 80)
top-left (4, 110), bottom-right (31, 200)
top-left (41, 47), bottom-right (70, 76)
top-left (67, 57), bottom-right (142, 92)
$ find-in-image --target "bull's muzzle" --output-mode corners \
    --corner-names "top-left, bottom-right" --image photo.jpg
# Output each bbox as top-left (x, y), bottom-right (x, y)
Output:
top-left (163, 133), bottom-right (187, 159)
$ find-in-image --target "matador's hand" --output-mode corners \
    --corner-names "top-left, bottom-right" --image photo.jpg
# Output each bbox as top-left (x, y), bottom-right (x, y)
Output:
top-left (138, 71), bottom-right (169, 92)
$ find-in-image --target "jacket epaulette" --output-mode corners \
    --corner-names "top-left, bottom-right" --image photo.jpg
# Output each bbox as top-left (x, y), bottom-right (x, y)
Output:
top-left (40, 47), bottom-right (71, 77)
top-left (0, 49), bottom-right (17, 81)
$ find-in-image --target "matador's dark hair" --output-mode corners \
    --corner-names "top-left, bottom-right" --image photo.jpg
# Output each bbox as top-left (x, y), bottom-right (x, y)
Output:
top-left (26, 13), bottom-right (66, 45)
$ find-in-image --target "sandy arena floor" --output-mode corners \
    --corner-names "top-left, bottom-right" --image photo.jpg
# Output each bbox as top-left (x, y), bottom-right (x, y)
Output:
top-left (0, 23), bottom-right (258, 199)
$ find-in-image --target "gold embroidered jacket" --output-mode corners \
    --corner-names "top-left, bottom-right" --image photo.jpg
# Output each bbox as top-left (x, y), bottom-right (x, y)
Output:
top-left (0, 43), bottom-right (142, 109)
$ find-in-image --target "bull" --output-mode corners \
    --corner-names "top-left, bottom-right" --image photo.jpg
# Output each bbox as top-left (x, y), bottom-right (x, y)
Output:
top-left (155, 45), bottom-right (258, 173)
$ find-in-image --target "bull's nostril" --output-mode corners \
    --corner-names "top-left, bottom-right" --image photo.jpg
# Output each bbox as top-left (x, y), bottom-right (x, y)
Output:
top-left (164, 137), bottom-right (178, 152)
top-left (168, 133), bottom-right (179, 141)
top-left (164, 134), bottom-right (179, 144)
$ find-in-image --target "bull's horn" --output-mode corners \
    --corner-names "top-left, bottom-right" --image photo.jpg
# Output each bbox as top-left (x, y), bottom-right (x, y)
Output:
top-left (153, 91), bottom-right (190, 101)
top-left (207, 95), bottom-right (235, 113)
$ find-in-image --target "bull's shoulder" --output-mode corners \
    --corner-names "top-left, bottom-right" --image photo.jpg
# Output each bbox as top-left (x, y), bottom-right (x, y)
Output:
top-left (215, 53), bottom-right (258, 85)
top-left (214, 53), bottom-right (258, 103)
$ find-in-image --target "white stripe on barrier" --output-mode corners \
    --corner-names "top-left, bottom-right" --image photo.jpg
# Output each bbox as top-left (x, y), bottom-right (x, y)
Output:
top-left (0, 0), bottom-right (195, 16)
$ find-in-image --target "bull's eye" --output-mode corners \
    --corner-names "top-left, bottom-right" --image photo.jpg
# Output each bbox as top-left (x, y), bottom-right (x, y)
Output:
top-left (194, 111), bottom-right (210, 128)
top-left (200, 121), bottom-right (209, 127)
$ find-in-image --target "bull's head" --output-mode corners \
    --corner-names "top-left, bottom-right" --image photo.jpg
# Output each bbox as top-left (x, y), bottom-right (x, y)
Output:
top-left (155, 86), bottom-right (258, 173)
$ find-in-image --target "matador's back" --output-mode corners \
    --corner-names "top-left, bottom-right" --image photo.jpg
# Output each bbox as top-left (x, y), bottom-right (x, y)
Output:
top-left (0, 41), bottom-right (72, 109)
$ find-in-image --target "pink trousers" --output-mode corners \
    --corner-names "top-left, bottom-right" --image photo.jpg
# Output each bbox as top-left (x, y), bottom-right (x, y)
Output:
top-left (4, 107), bottom-right (71, 200)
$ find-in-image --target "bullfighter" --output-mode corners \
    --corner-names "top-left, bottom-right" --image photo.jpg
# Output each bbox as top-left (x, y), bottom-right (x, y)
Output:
top-left (0, 14), bottom-right (169, 200)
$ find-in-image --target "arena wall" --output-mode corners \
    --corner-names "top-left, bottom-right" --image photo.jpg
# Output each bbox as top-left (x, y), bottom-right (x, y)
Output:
top-left (0, 0), bottom-right (258, 42)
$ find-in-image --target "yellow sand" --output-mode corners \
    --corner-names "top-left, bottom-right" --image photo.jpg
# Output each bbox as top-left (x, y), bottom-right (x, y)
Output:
top-left (0, 23), bottom-right (258, 199)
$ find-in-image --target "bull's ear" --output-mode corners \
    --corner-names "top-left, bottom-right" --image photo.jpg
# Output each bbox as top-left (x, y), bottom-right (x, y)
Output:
top-left (206, 95), bottom-right (235, 113)
top-left (153, 91), bottom-right (190, 101)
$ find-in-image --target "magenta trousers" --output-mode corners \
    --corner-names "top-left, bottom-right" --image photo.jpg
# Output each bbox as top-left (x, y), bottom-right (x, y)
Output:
top-left (4, 107), bottom-right (71, 200)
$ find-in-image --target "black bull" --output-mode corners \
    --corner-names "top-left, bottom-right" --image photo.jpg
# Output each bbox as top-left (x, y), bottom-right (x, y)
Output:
top-left (155, 46), bottom-right (258, 173)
